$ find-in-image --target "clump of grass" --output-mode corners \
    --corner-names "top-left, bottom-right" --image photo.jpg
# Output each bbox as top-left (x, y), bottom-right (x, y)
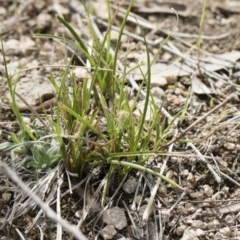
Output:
top-left (2, 0), bottom-right (185, 192)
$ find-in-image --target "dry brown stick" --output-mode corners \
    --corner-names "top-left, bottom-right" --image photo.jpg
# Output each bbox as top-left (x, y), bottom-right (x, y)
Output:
top-left (162, 93), bottom-right (238, 148)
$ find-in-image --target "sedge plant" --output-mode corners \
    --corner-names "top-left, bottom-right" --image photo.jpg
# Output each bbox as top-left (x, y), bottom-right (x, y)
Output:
top-left (3, 1), bottom-right (187, 193)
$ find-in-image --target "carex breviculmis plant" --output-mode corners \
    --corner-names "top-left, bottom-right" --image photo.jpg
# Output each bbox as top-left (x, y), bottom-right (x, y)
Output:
top-left (33, 0), bottom-right (184, 192)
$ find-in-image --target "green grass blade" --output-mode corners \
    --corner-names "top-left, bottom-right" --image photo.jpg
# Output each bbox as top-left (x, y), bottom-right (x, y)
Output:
top-left (134, 28), bottom-right (151, 150)
top-left (59, 102), bottom-right (108, 142)
top-left (105, 160), bottom-right (184, 191)
top-left (1, 39), bottom-right (36, 140)
top-left (57, 15), bottom-right (88, 53)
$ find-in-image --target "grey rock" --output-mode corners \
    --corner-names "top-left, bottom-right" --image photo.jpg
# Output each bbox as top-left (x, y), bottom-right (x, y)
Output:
top-left (181, 228), bottom-right (199, 240)
top-left (195, 229), bottom-right (205, 237)
top-left (123, 178), bottom-right (137, 194)
top-left (191, 220), bottom-right (207, 229)
top-left (224, 215), bottom-right (235, 227)
top-left (100, 225), bottom-right (117, 240)
top-left (151, 87), bottom-right (165, 99)
top-left (176, 225), bottom-right (187, 236)
top-left (219, 227), bottom-right (231, 237)
top-left (190, 192), bottom-right (204, 199)
top-left (224, 142), bottom-right (235, 150)
top-left (103, 206), bottom-right (127, 230)
top-left (203, 185), bottom-right (214, 197)
top-left (208, 219), bottom-right (221, 230)
top-left (213, 232), bottom-right (225, 240)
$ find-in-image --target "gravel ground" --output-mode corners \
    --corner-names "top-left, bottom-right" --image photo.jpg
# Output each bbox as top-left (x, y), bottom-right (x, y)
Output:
top-left (1, 0), bottom-right (240, 239)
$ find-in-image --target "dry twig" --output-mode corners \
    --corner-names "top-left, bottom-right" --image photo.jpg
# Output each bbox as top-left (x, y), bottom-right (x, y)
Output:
top-left (0, 161), bottom-right (88, 240)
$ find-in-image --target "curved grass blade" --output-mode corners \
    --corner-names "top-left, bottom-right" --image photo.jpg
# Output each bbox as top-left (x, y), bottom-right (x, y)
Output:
top-left (57, 15), bottom-right (88, 54)
top-left (105, 160), bottom-right (184, 191)
top-left (1, 39), bottom-right (36, 140)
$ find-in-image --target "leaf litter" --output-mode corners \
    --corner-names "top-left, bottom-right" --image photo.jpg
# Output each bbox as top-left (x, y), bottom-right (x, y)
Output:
top-left (1, 0), bottom-right (240, 239)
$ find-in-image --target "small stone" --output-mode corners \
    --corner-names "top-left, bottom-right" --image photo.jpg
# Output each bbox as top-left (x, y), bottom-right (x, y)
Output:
top-left (224, 215), bottom-right (234, 227)
top-left (5, 61), bottom-right (20, 75)
top-left (4, 39), bottom-right (21, 54)
top-left (176, 225), bottom-right (187, 236)
top-left (203, 185), bottom-right (214, 197)
top-left (166, 75), bottom-right (177, 85)
top-left (195, 229), bottom-right (205, 237)
top-left (219, 227), bottom-right (231, 237)
top-left (151, 76), bottom-right (168, 87)
top-left (185, 203), bottom-right (196, 214)
top-left (109, 30), bottom-right (119, 41)
top-left (103, 207), bottom-right (127, 230)
top-left (174, 87), bottom-right (183, 95)
top-left (190, 192), bottom-right (204, 199)
top-left (181, 228), bottom-right (199, 240)
top-left (210, 45), bottom-right (219, 52)
top-left (100, 225), bottom-right (117, 240)
top-left (230, 131), bottom-right (237, 137)
top-left (186, 218), bottom-right (193, 225)
top-left (123, 178), bottom-right (137, 194)
top-left (208, 219), bottom-right (221, 230)
top-left (224, 142), bottom-right (235, 150)
top-left (151, 87), bottom-right (165, 99)
top-left (73, 68), bottom-right (88, 80)
top-left (181, 76), bottom-right (191, 86)
top-left (187, 173), bottom-right (194, 183)
top-left (94, 1), bottom-right (108, 20)
top-left (20, 36), bottom-right (36, 54)
top-left (158, 184), bottom-right (167, 197)
top-left (52, 3), bottom-right (69, 15)
top-left (221, 186), bottom-right (229, 195)
top-left (213, 232), bottom-right (225, 239)
top-left (181, 180), bottom-right (190, 188)
top-left (166, 94), bottom-right (181, 106)
top-left (2, 193), bottom-right (11, 202)
top-left (162, 52), bottom-right (172, 61)
top-left (177, 205), bottom-right (188, 215)
top-left (107, 30), bottom-right (127, 42)
top-left (181, 169), bottom-right (189, 178)
top-left (0, 7), bottom-right (7, 16)
top-left (191, 220), bottom-right (207, 229)
top-left (22, 116), bottom-right (31, 125)
top-left (36, 12), bottom-right (52, 30)
top-left (166, 170), bottom-right (174, 178)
